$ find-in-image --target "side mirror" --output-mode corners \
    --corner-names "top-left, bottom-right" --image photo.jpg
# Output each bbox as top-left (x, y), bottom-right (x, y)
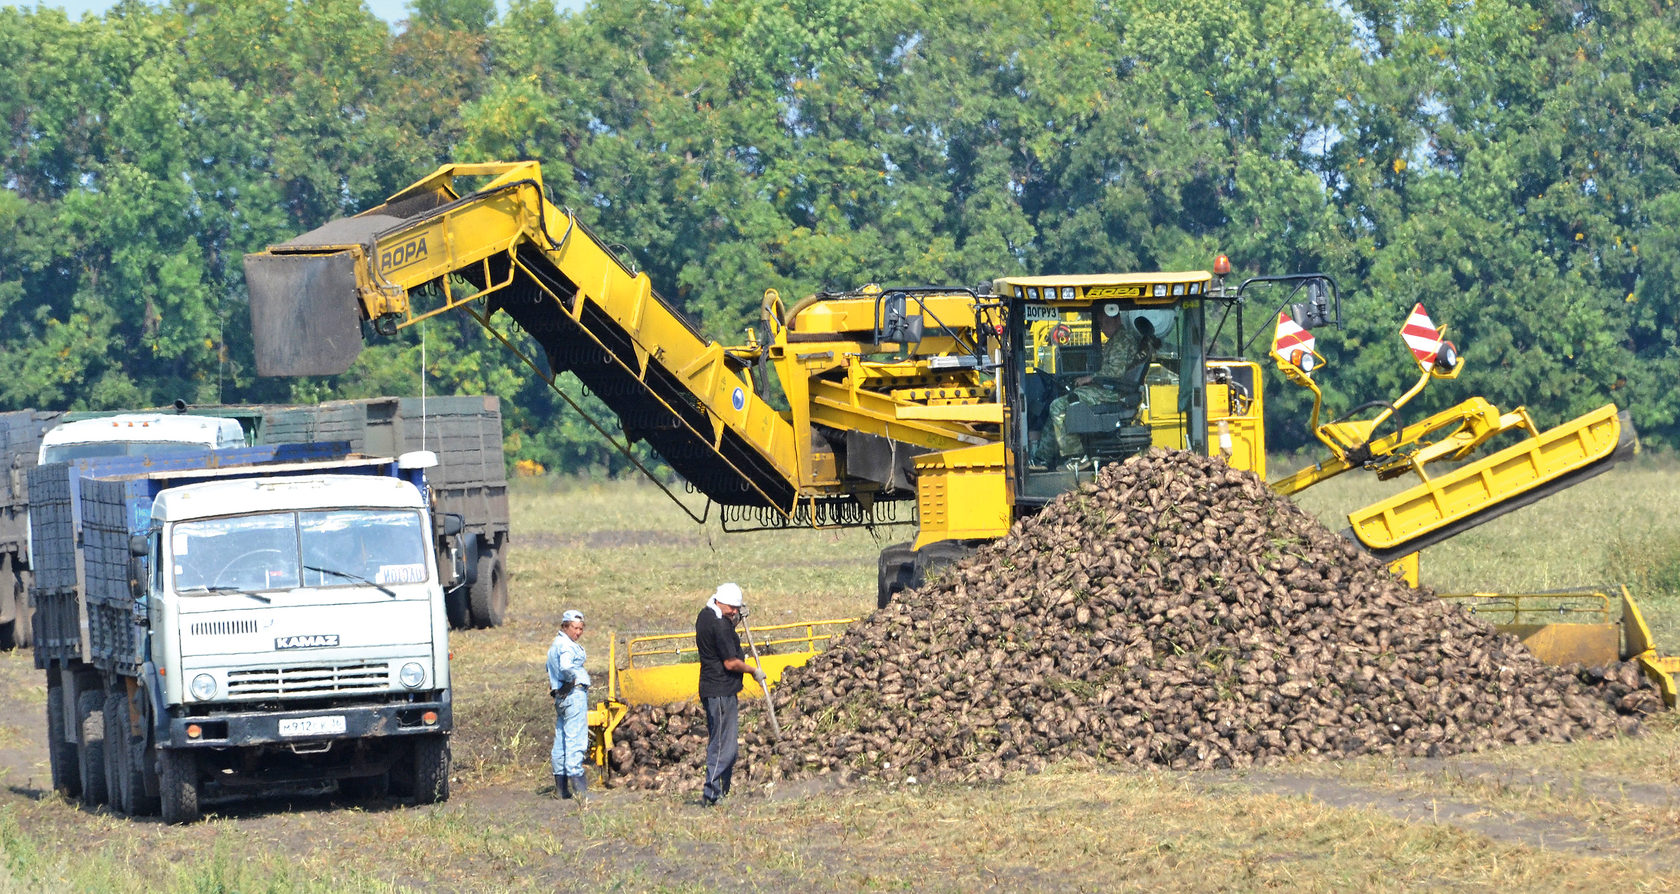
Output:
top-left (130, 534), bottom-right (148, 557)
top-left (1288, 278), bottom-right (1335, 329)
top-left (128, 556), bottom-right (147, 601)
top-left (440, 513), bottom-right (465, 537)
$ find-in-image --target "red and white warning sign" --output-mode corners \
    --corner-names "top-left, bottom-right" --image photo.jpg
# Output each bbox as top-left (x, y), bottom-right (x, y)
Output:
top-left (1401, 302), bottom-right (1443, 370)
top-left (1273, 312), bottom-right (1316, 367)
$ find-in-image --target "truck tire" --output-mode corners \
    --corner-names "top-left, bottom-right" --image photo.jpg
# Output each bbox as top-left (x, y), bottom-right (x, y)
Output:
top-left (45, 676), bottom-right (80, 797)
top-left (158, 748), bottom-right (200, 824)
top-left (409, 734), bottom-right (451, 805)
top-left (468, 551), bottom-right (506, 628)
top-left (103, 690), bottom-right (127, 814)
top-left (0, 555), bottom-right (28, 650)
top-left (76, 690), bottom-right (107, 808)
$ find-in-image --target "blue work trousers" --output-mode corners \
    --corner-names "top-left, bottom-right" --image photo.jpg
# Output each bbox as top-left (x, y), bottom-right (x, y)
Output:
top-left (703, 695), bottom-right (739, 803)
top-left (552, 687), bottom-right (589, 777)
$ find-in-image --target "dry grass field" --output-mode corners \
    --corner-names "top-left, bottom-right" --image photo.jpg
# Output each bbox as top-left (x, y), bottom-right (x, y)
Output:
top-left (0, 457), bottom-right (1676, 892)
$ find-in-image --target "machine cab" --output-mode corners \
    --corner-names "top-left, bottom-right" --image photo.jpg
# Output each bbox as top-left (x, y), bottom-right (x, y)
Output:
top-left (995, 272), bottom-right (1264, 504)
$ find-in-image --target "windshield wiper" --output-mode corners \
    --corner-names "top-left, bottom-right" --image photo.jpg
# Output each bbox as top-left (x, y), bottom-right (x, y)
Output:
top-left (179, 585), bottom-right (271, 603)
top-left (304, 565), bottom-right (397, 598)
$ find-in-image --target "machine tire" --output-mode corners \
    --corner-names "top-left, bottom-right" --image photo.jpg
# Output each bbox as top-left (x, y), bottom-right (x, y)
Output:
top-left (45, 675), bottom-right (79, 797)
top-left (158, 748), bottom-right (200, 824)
top-left (102, 689), bottom-right (126, 814)
top-left (76, 689), bottom-right (107, 808)
top-left (409, 734), bottom-right (451, 805)
top-left (877, 543), bottom-right (917, 609)
top-left (468, 550), bottom-right (506, 629)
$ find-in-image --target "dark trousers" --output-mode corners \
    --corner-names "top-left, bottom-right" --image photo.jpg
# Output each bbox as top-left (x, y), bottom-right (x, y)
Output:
top-left (703, 695), bottom-right (739, 802)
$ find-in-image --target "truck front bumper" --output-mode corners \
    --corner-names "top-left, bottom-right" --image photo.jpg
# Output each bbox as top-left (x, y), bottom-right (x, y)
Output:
top-left (166, 696), bottom-right (451, 749)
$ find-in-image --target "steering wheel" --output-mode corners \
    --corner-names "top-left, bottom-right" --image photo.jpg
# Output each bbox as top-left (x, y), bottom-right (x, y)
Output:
top-left (212, 549), bottom-right (286, 589)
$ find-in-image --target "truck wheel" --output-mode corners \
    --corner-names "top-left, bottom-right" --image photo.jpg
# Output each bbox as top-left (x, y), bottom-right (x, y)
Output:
top-left (468, 551), bottom-right (506, 628)
top-left (0, 555), bottom-right (27, 650)
top-left (158, 748), bottom-right (201, 824)
top-left (409, 735), bottom-right (451, 805)
top-left (76, 690), bottom-right (108, 808)
top-left (45, 676), bottom-right (80, 797)
top-left (103, 690), bottom-right (127, 814)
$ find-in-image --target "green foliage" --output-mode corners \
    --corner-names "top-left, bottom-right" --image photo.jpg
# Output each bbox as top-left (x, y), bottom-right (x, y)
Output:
top-left (5, 0), bottom-right (1680, 474)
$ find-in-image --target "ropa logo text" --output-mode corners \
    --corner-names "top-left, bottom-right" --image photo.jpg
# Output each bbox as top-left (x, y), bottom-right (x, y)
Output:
top-left (276, 634), bottom-right (340, 650)
top-left (380, 235), bottom-right (428, 272)
top-left (1084, 285), bottom-right (1145, 299)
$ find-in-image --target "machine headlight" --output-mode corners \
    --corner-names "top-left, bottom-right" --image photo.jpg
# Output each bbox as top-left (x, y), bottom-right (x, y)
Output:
top-left (1059, 286), bottom-right (1075, 300)
top-left (1153, 284), bottom-right (1168, 297)
top-left (1172, 283), bottom-right (1185, 296)
top-left (399, 662), bottom-right (426, 689)
top-left (190, 673), bottom-right (217, 701)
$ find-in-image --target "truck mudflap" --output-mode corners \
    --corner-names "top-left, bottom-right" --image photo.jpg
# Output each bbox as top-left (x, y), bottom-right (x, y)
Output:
top-left (165, 697), bottom-right (451, 749)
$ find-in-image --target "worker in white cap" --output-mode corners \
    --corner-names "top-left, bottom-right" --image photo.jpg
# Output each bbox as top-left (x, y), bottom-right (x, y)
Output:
top-left (547, 608), bottom-right (590, 799)
top-left (694, 582), bottom-right (763, 806)
top-left (1031, 302), bottom-right (1154, 469)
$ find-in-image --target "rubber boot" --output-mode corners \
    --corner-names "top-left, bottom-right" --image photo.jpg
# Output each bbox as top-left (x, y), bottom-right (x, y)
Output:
top-left (570, 773), bottom-right (589, 800)
top-left (556, 773), bottom-right (572, 799)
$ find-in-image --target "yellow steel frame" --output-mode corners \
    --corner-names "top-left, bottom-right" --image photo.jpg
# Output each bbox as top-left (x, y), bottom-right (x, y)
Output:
top-left (585, 619), bottom-right (856, 774)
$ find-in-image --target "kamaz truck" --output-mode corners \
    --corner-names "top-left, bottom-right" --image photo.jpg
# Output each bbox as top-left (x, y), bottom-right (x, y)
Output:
top-left (1, 395), bottom-right (509, 642)
top-left (33, 446), bottom-right (453, 822)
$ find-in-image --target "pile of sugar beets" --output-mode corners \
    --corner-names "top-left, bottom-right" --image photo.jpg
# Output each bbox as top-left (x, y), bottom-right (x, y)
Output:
top-left (605, 449), bottom-right (1661, 791)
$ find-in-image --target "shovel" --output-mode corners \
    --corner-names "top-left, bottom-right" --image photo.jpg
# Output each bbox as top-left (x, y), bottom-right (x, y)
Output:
top-left (739, 608), bottom-right (782, 741)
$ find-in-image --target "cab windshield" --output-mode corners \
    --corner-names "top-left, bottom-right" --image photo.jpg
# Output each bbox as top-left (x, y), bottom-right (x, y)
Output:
top-left (171, 509), bottom-right (428, 594)
top-left (1022, 303), bottom-right (1178, 470)
top-left (43, 441), bottom-right (214, 464)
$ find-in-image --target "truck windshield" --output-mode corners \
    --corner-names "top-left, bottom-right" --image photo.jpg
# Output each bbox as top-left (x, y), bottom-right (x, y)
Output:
top-left (43, 441), bottom-right (215, 464)
top-left (172, 509), bottom-right (427, 594)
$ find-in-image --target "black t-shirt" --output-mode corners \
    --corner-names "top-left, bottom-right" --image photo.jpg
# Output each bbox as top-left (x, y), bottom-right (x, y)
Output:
top-left (695, 606), bottom-right (745, 698)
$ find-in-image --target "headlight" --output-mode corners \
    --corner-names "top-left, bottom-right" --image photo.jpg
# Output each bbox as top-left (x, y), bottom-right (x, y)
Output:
top-left (399, 662), bottom-right (426, 689)
top-left (1153, 284), bottom-right (1168, 297)
top-left (190, 673), bottom-right (217, 701)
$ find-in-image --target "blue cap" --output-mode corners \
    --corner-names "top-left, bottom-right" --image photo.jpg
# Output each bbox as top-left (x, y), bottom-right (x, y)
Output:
top-left (561, 609), bottom-right (584, 625)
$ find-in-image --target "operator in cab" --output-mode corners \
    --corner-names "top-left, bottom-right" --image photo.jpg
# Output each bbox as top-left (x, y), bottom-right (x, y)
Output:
top-left (695, 583), bottom-right (763, 807)
top-left (1031, 302), bottom-right (1152, 470)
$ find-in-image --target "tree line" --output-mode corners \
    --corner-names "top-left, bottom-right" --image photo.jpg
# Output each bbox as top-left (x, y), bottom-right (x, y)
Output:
top-left (3, 0), bottom-right (1677, 473)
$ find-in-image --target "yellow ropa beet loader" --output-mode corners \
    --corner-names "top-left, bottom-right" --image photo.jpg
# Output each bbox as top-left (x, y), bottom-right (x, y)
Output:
top-left (242, 160), bottom-right (1676, 707)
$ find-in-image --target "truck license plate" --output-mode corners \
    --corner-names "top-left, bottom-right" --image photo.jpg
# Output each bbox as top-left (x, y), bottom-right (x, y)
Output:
top-left (278, 715), bottom-right (347, 737)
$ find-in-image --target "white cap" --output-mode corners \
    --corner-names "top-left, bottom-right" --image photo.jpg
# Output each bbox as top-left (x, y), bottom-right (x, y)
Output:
top-left (561, 609), bottom-right (584, 625)
top-left (713, 582), bottom-right (744, 606)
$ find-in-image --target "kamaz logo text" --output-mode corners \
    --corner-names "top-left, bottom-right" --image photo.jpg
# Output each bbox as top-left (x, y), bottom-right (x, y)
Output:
top-left (1084, 285), bottom-right (1145, 299)
top-left (276, 634), bottom-right (341, 650)
top-left (380, 236), bottom-right (428, 272)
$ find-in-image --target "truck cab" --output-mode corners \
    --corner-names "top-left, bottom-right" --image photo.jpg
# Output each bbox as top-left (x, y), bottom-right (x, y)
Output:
top-left (38, 413), bottom-right (246, 464)
top-left (136, 465), bottom-right (452, 820)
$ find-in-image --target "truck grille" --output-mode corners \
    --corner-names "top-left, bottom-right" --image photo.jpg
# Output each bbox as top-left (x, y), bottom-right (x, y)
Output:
top-left (191, 620), bottom-right (260, 636)
top-left (226, 662), bottom-right (390, 698)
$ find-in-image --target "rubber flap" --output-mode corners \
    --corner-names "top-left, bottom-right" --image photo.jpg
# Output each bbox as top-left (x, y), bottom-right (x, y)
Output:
top-left (244, 252), bottom-right (365, 376)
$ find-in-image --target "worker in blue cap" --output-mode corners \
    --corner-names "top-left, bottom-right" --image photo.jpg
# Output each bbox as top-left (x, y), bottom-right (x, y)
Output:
top-left (547, 609), bottom-right (590, 799)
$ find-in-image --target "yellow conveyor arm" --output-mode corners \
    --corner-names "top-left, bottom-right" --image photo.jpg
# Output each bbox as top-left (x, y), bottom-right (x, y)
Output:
top-left (245, 162), bottom-right (804, 511)
top-left (1345, 404), bottom-right (1635, 560)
